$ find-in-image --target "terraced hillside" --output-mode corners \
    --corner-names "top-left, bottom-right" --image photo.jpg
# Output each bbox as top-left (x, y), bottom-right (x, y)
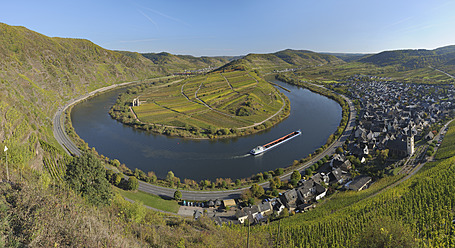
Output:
top-left (111, 70), bottom-right (289, 138)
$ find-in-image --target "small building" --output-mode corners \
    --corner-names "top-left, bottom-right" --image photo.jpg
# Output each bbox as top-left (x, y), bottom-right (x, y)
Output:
top-left (235, 205), bottom-right (259, 224)
top-left (279, 189), bottom-right (298, 210)
top-left (257, 201), bottom-right (273, 216)
top-left (347, 175), bottom-right (372, 191)
top-left (314, 183), bottom-right (327, 201)
top-left (223, 199), bottom-right (236, 208)
top-left (272, 199), bottom-right (285, 215)
top-left (329, 167), bottom-right (350, 185)
top-left (311, 173), bottom-right (329, 185)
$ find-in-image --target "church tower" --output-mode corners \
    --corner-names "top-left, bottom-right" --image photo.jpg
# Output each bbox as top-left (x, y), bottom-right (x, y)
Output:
top-left (407, 135), bottom-right (415, 156)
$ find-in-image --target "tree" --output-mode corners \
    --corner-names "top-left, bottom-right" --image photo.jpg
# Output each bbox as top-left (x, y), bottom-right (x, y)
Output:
top-left (113, 173), bottom-right (122, 186)
top-left (378, 149), bottom-right (389, 163)
top-left (272, 176), bottom-right (282, 189)
top-left (274, 168), bottom-right (284, 176)
top-left (65, 153), bottom-right (113, 206)
top-left (146, 171), bottom-right (157, 183)
top-left (166, 171), bottom-right (175, 182)
top-left (174, 190), bottom-right (182, 201)
top-left (250, 183), bottom-right (265, 198)
top-left (111, 159), bottom-right (121, 167)
top-left (290, 179), bottom-right (298, 187)
top-left (290, 170), bottom-right (302, 181)
top-left (336, 147), bottom-right (344, 154)
top-left (126, 176), bottom-right (139, 191)
top-left (134, 168), bottom-right (146, 180)
top-left (255, 173), bottom-right (264, 182)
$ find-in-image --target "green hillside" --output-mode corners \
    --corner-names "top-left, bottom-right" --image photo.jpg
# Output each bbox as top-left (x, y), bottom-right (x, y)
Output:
top-left (359, 45), bottom-right (455, 69)
top-left (141, 52), bottom-right (233, 71)
top-left (219, 49), bottom-right (344, 72)
top-left (0, 23), bottom-right (167, 172)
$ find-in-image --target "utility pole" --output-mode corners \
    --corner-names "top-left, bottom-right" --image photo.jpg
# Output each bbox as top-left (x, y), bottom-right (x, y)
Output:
top-left (247, 220), bottom-right (250, 248)
top-left (276, 219), bottom-right (281, 248)
top-left (4, 146), bottom-right (9, 181)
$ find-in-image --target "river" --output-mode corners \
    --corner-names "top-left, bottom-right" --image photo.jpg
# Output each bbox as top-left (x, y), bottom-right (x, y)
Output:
top-left (70, 80), bottom-right (341, 181)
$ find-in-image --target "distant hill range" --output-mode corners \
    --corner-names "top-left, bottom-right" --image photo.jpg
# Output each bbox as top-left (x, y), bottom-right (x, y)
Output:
top-left (358, 45), bottom-right (455, 69)
top-left (217, 49), bottom-right (344, 72)
top-left (140, 52), bottom-right (236, 71)
top-left (322, 52), bottom-right (370, 62)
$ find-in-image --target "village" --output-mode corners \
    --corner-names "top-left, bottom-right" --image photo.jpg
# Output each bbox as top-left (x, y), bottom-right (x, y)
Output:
top-left (177, 75), bottom-right (454, 226)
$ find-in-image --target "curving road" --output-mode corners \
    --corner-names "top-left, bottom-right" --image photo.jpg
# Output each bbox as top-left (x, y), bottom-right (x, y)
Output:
top-left (54, 79), bottom-right (356, 201)
top-left (53, 79), bottom-right (156, 156)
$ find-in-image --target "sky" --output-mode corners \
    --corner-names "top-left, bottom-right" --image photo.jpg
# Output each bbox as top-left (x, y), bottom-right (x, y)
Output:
top-left (1, 0), bottom-right (454, 56)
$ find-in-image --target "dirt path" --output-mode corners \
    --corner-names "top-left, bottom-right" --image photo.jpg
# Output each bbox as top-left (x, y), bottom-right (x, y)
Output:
top-left (221, 73), bottom-right (238, 93)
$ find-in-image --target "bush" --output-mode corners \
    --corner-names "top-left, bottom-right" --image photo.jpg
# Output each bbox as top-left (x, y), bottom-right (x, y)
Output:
top-left (126, 176), bottom-right (139, 191)
top-left (65, 153), bottom-right (112, 206)
top-left (174, 190), bottom-right (182, 201)
top-left (290, 170), bottom-right (301, 181)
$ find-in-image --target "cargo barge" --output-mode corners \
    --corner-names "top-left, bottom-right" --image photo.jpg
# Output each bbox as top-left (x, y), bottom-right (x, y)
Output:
top-left (250, 130), bottom-right (301, 155)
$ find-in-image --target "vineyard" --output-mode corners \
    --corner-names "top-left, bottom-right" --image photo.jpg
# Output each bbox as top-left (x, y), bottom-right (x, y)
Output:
top-left (135, 71), bottom-right (283, 128)
top-left (434, 120), bottom-right (455, 160)
top-left (246, 119), bottom-right (455, 247)
top-left (110, 70), bottom-right (290, 138)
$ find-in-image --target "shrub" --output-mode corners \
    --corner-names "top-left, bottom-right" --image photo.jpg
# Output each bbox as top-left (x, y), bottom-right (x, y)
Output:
top-left (126, 176), bottom-right (139, 191)
top-left (174, 190), bottom-right (182, 201)
top-left (65, 153), bottom-right (112, 206)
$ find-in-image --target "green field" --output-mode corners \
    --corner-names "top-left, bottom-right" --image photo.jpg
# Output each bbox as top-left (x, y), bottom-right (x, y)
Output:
top-left (115, 188), bottom-right (180, 213)
top-left (132, 71), bottom-right (285, 130)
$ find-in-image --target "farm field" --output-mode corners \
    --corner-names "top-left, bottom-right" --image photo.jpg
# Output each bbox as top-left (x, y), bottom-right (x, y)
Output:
top-left (132, 71), bottom-right (286, 131)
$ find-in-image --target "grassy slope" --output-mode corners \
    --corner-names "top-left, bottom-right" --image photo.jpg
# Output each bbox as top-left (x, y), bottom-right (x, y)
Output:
top-left (115, 187), bottom-right (180, 213)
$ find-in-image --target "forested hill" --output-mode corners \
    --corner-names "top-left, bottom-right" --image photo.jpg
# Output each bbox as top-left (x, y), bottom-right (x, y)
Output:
top-left (359, 45), bottom-right (455, 69)
top-left (0, 22), bottom-right (162, 169)
top-left (218, 49), bottom-right (344, 72)
top-left (140, 52), bottom-right (234, 71)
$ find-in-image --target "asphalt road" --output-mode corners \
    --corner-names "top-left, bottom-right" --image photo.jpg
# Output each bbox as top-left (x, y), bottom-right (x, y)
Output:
top-left (53, 80), bottom-right (145, 156)
top-left (54, 80), bottom-right (356, 201)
